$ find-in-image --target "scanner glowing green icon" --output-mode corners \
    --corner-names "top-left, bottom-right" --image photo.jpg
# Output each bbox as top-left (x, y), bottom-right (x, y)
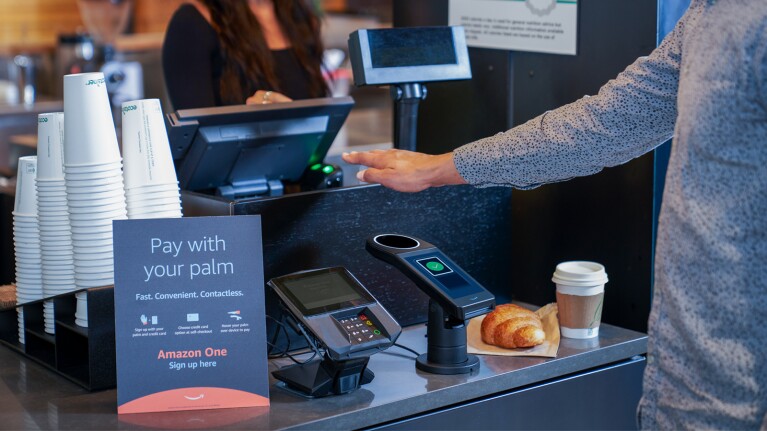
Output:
top-left (426, 261), bottom-right (444, 272)
top-left (417, 257), bottom-right (452, 276)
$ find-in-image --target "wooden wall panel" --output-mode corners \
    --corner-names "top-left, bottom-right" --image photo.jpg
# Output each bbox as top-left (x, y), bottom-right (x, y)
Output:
top-left (0, 0), bottom-right (83, 52)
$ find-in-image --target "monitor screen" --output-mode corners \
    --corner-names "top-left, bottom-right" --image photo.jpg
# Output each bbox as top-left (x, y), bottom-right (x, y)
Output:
top-left (165, 97), bottom-right (353, 195)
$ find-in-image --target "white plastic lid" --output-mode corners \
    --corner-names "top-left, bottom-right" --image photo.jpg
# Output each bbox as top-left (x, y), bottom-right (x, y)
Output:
top-left (552, 261), bottom-right (608, 287)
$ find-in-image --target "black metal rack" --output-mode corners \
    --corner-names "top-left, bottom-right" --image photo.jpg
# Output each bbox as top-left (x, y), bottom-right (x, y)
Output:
top-left (0, 286), bottom-right (116, 391)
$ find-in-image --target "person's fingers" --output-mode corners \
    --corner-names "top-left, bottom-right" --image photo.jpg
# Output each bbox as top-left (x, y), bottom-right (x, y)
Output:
top-left (271, 92), bottom-right (292, 103)
top-left (245, 90), bottom-right (292, 105)
top-left (343, 150), bottom-right (396, 169)
top-left (357, 167), bottom-right (394, 185)
top-left (358, 167), bottom-right (424, 193)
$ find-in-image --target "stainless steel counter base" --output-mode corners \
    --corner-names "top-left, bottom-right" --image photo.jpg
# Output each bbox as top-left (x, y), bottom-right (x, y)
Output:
top-left (0, 321), bottom-right (647, 430)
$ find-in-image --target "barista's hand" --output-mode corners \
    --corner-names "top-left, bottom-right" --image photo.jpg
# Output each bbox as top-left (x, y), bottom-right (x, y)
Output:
top-left (246, 90), bottom-right (292, 105)
top-left (342, 149), bottom-right (467, 193)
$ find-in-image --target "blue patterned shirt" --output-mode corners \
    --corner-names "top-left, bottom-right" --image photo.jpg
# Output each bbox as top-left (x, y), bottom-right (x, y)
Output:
top-left (454, 1), bottom-right (767, 428)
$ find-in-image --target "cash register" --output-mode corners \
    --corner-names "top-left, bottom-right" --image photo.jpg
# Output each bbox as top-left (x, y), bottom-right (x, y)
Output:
top-left (165, 97), bottom-right (353, 199)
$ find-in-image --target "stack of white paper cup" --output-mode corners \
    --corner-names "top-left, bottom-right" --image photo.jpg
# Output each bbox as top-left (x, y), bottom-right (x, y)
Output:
top-left (64, 72), bottom-right (127, 328)
top-left (122, 99), bottom-right (182, 219)
top-left (36, 112), bottom-right (76, 334)
top-left (14, 156), bottom-right (43, 343)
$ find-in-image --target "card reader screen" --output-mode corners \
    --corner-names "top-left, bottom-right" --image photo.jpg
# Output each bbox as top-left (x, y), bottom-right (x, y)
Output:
top-left (368, 27), bottom-right (457, 69)
top-left (279, 270), bottom-right (375, 316)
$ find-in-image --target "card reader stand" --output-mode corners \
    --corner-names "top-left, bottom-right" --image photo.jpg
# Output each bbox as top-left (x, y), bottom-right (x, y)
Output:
top-left (272, 354), bottom-right (374, 398)
top-left (268, 267), bottom-right (401, 397)
top-left (366, 234), bottom-right (495, 375)
top-left (392, 83), bottom-right (427, 152)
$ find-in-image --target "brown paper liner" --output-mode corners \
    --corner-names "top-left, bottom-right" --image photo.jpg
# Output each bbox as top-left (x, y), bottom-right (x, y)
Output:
top-left (467, 303), bottom-right (560, 358)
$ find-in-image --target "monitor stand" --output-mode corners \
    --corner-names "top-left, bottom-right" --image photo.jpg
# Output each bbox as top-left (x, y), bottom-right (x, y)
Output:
top-left (217, 177), bottom-right (284, 200)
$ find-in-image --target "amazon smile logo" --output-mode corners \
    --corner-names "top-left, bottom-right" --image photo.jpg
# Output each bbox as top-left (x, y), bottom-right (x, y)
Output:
top-left (184, 393), bottom-right (205, 401)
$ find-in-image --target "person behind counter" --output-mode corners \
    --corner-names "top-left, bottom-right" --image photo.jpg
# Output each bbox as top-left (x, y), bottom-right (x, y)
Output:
top-left (343, 1), bottom-right (767, 430)
top-left (162, 0), bottom-right (328, 110)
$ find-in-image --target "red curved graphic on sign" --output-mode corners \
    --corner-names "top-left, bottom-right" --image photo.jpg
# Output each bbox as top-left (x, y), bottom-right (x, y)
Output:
top-left (118, 387), bottom-right (270, 414)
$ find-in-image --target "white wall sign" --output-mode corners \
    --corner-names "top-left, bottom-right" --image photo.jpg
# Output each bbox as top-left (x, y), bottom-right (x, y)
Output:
top-left (448, 0), bottom-right (578, 55)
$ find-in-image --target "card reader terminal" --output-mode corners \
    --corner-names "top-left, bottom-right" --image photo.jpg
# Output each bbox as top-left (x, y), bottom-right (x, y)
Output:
top-left (269, 267), bottom-right (401, 361)
top-left (366, 234), bottom-right (495, 321)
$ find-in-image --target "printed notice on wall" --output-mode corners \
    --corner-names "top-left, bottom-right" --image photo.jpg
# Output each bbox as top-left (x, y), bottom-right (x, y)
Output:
top-left (448, 0), bottom-right (578, 55)
top-left (113, 216), bottom-right (269, 414)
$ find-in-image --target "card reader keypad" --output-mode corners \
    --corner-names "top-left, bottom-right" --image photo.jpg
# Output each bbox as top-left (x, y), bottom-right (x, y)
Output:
top-left (336, 313), bottom-right (385, 345)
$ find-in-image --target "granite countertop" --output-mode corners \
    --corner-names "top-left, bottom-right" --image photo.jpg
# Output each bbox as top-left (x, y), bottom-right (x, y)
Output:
top-left (0, 320), bottom-right (646, 430)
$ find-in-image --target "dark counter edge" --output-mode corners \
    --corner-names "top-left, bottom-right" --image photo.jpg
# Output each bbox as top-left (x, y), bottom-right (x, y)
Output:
top-left (287, 324), bottom-right (647, 430)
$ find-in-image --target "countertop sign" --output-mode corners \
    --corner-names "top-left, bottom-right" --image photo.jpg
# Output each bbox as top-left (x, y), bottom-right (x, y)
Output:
top-left (449, 0), bottom-right (578, 55)
top-left (113, 216), bottom-right (269, 414)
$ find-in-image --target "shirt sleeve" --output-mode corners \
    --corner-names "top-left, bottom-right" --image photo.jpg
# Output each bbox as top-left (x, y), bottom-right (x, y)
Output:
top-left (162, 5), bottom-right (219, 110)
top-left (453, 5), bottom-right (692, 189)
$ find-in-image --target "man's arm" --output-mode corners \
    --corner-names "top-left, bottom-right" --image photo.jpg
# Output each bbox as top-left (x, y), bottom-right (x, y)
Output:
top-left (345, 3), bottom-right (697, 192)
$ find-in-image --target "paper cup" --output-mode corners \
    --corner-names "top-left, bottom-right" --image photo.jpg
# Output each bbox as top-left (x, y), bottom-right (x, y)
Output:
top-left (69, 218), bottom-right (117, 228)
top-left (73, 244), bottom-right (115, 254)
top-left (128, 209), bottom-right (183, 220)
top-left (70, 230), bottom-right (113, 240)
top-left (63, 168), bottom-right (124, 181)
top-left (121, 99), bottom-right (179, 189)
top-left (43, 300), bottom-right (55, 334)
top-left (18, 309), bottom-right (25, 344)
top-left (36, 112), bottom-right (66, 180)
top-left (75, 291), bottom-right (88, 327)
top-left (67, 194), bottom-right (126, 208)
top-left (127, 199), bottom-right (182, 213)
top-left (70, 224), bottom-right (112, 234)
top-left (553, 261), bottom-right (608, 339)
top-left (76, 277), bottom-right (112, 288)
top-left (36, 185), bottom-right (68, 194)
top-left (67, 203), bottom-right (126, 215)
top-left (73, 259), bottom-right (114, 269)
top-left (63, 73), bottom-right (120, 166)
top-left (65, 174), bottom-right (124, 188)
top-left (14, 156), bottom-right (38, 215)
top-left (125, 181), bottom-right (180, 193)
top-left (64, 160), bottom-right (122, 173)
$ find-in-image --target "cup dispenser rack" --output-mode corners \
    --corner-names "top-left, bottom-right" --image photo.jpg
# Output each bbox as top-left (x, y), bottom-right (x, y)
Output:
top-left (0, 286), bottom-right (116, 391)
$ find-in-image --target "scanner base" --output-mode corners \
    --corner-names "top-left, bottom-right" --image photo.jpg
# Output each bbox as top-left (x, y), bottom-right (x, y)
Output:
top-left (416, 353), bottom-right (479, 375)
top-left (418, 300), bottom-right (481, 375)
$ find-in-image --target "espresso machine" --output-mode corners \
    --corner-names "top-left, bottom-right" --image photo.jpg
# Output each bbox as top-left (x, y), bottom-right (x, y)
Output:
top-left (74, 0), bottom-right (144, 129)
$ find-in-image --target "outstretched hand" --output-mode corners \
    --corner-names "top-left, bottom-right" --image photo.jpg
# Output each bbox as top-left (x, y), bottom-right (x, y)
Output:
top-left (341, 149), bottom-right (466, 193)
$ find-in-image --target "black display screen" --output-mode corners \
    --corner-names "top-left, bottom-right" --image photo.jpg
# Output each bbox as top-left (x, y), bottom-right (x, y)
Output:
top-left (277, 269), bottom-right (375, 316)
top-left (406, 254), bottom-right (484, 299)
top-left (368, 27), bottom-right (457, 69)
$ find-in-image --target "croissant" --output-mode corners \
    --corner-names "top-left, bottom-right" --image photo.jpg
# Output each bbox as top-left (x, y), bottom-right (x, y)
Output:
top-left (481, 303), bottom-right (545, 348)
